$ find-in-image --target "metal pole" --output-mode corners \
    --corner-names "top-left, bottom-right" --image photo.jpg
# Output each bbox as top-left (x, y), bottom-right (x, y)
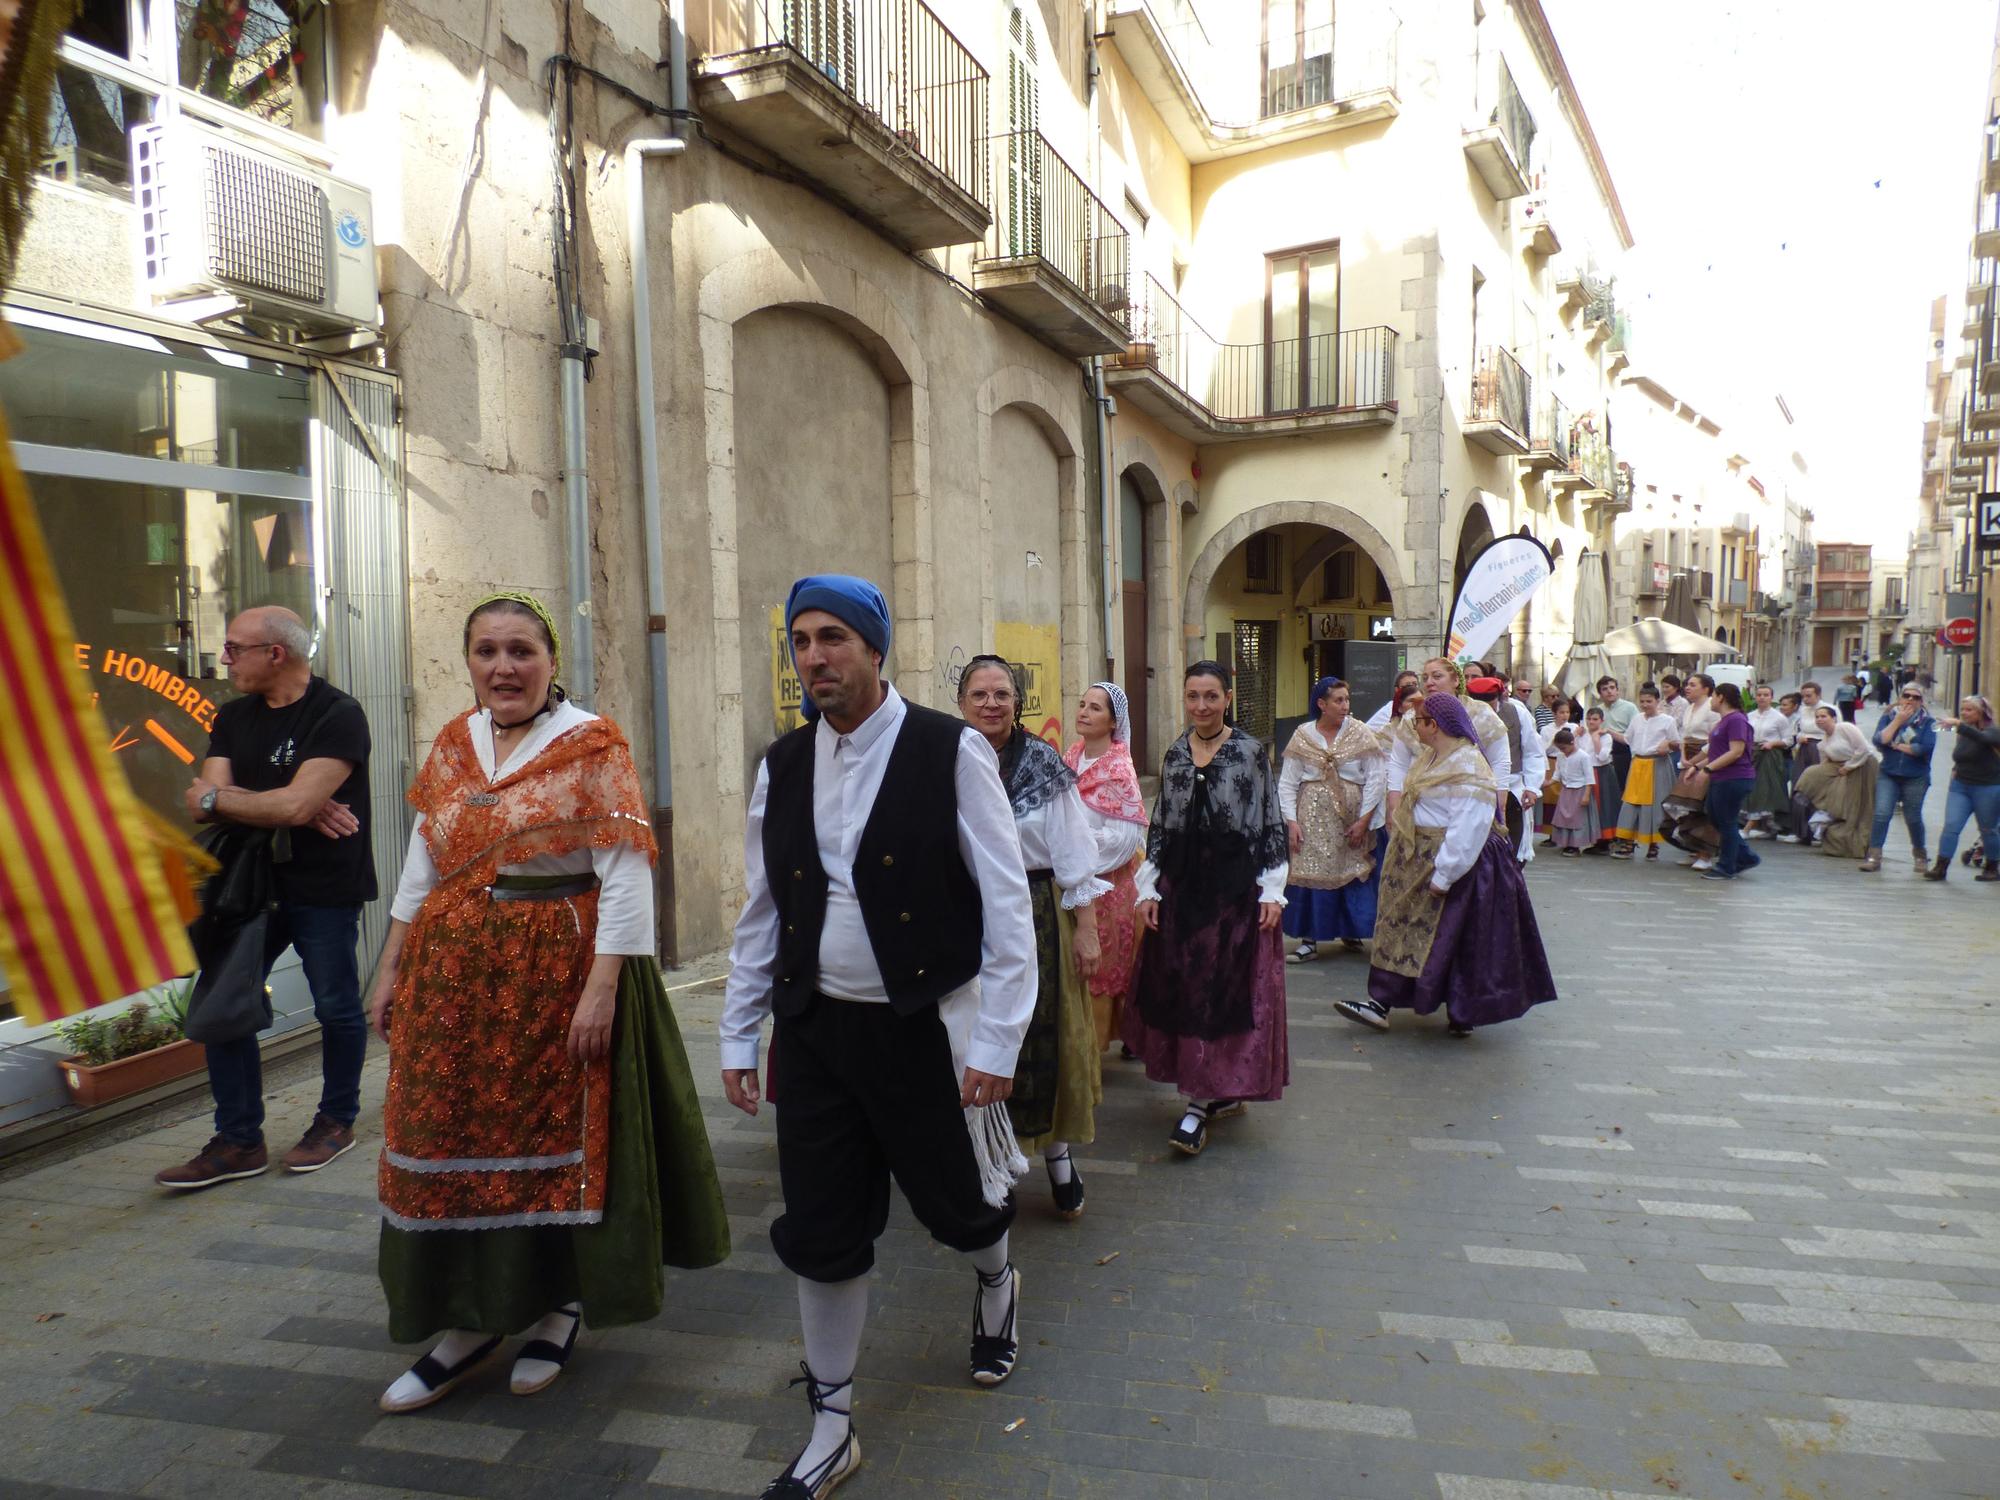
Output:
top-left (559, 344), bottom-right (595, 707)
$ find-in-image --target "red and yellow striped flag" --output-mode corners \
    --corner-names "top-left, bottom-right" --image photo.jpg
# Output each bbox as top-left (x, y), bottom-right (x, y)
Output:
top-left (0, 406), bottom-right (195, 1024)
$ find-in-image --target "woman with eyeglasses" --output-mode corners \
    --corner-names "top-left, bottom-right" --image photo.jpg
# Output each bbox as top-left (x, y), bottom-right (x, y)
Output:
top-left (1338, 693), bottom-right (1555, 1037)
top-left (1864, 684), bottom-right (1938, 873)
top-left (1926, 696), bottom-right (2000, 882)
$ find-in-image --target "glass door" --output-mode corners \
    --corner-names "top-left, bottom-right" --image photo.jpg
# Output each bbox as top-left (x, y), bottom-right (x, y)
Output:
top-left (1266, 243), bottom-right (1340, 413)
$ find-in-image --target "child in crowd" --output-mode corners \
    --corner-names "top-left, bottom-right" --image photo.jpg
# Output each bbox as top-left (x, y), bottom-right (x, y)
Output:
top-left (1610, 684), bottom-right (1678, 861)
top-left (1548, 728), bottom-right (1600, 856)
top-left (1580, 707), bottom-right (1620, 851)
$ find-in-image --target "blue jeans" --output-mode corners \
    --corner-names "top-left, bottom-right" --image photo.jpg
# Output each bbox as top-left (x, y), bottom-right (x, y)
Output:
top-left (1870, 773), bottom-right (1930, 854)
top-left (205, 903), bottom-right (367, 1146)
top-left (1706, 777), bottom-right (1760, 877)
top-left (1937, 779), bottom-right (2000, 865)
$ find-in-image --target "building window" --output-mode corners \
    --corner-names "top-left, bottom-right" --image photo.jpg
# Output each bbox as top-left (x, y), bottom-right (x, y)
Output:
top-left (1266, 242), bottom-right (1339, 413)
top-left (1262, 0), bottom-right (1333, 117)
top-left (1243, 533), bottom-right (1282, 592)
top-left (44, 0), bottom-right (330, 197)
top-left (1323, 549), bottom-right (1356, 602)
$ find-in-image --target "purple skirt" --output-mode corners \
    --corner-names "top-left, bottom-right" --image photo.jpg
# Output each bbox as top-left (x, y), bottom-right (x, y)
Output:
top-left (1125, 896), bottom-right (1289, 1102)
top-left (1367, 831), bottom-right (1557, 1028)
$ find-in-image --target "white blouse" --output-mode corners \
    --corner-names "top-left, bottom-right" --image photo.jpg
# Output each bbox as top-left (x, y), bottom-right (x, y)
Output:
top-left (1407, 783), bottom-right (1498, 891)
top-left (1578, 726), bottom-right (1615, 766)
top-left (1555, 748), bottom-right (1596, 789)
top-left (1625, 712), bottom-right (1680, 759)
top-left (1386, 706), bottom-right (1511, 793)
top-left (1819, 721), bottom-right (1880, 765)
top-left (1015, 782), bottom-right (1115, 910)
top-left (1277, 722), bottom-right (1388, 832)
top-left (1538, 720), bottom-right (1577, 751)
top-left (389, 702), bottom-right (656, 956)
top-left (1747, 707), bottom-right (1793, 747)
top-left (1072, 754), bottom-right (1147, 876)
top-left (1680, 701), bottom-right (1720, 744)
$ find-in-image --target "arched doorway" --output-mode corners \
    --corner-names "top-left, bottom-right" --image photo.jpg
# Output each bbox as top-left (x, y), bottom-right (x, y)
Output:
top-left (1187, 517), bottom-right (1402, 746)
top-left (1451, 501), bottom-right (1496, 615)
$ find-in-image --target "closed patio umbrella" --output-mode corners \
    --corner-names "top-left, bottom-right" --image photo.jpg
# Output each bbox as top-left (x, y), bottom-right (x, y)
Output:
top-left (1600, 617), bottom-right (1738, 660)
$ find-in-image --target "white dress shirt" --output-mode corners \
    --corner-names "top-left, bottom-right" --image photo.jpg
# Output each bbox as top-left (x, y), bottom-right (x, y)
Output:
top-left (1365, 699), bottom-right (1400, 733)
top-left (719, 685), bottom-right (1037, 1078)
top-left (1277, 721), bottom-right (1388, 832)
top-left (1680, 700), bottom-right (1720, 745)
top-left (1408, 782), bottom-right (1498, 891)
top-left (1555, 748), bottom-right (1596, 790)
top-left (1013, 781), bottom-right (1114, 909)
top-left (1501, 698), bottom-right (1544, 799)
top-left (1747, 707), bottom-right (1793, 748)
top-left (1624, 711), bottom-right (1680, 759)
top-left (390, 701), bottom-right (655, 955)
top-left (1663, 694), bottom-right (1690, 731)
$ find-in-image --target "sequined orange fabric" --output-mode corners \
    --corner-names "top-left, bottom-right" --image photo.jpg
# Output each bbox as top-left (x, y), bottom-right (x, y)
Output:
top-left (409, 710), bottom-right (658, 908)
top-left (380, 712), bottom-right (656, 1230)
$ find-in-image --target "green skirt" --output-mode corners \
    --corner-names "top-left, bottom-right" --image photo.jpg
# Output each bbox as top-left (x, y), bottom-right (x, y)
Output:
top-left (378, 955), bottom-right (731, 1342)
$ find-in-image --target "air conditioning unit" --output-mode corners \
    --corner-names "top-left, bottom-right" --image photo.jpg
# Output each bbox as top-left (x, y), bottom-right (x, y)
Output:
top-left (131, 117), bottom-right (378, 334)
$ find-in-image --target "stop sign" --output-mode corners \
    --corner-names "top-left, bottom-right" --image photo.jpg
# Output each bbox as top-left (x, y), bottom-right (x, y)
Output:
top-left (1940, 618), bottom-right (1978, 648)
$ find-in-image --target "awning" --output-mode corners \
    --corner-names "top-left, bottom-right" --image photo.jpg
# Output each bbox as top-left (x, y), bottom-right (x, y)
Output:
top-left (1601, 617), bottom-right (1738, 660)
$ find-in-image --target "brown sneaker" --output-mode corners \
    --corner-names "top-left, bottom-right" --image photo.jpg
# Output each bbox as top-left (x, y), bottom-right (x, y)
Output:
top-left (281, 1114), bottom-right (357, 1174)
top-left (155, 1134), bottom-right (268, 1190)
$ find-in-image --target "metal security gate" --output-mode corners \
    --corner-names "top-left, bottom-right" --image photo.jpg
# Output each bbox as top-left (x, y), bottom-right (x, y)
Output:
top-left (315, 364), bottom-right (411, 969)
top-left (1233, 619), bottom-right (1277, 747)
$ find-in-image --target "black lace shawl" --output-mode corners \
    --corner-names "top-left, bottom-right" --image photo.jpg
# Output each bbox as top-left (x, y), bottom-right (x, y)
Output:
top-left (1147, 730), bottom-right (1288, 916)
top-left (1001, 728), bottom-right (1077, 817)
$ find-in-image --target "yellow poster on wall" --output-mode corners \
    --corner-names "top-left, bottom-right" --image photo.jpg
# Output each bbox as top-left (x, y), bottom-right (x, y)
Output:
top-left (769, 605), bottom-right (806, 736)
top-left (995, 620), bottom-right (1063, 746)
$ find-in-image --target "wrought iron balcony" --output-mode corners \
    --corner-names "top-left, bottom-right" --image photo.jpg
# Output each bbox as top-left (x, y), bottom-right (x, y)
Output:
top-left (1465, 346), bottom-right (1531, 454)
top-left (974, 130), bottom-right (1130, 357)
top-left (1978, 192), bottom-right (2000, 262)
top-left (1464, 54), bottom-right (1536, 200)
top-left (1104, 0), bottom-right (1400, 162)
top-left (693, 0), bottom-right (990, 248)
top-left (1524, 392), bottom-right (1572, 472)
top-left (1105, 273), bottom-right (1397, 441)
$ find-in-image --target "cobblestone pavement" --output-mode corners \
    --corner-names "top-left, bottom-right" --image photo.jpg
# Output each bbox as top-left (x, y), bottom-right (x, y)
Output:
top-left (3, 788), bottom-right (1998, 1499)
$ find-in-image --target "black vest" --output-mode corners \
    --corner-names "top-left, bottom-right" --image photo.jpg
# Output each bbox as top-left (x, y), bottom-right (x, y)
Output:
top-left (761, 699), bottom-right (984, 1017)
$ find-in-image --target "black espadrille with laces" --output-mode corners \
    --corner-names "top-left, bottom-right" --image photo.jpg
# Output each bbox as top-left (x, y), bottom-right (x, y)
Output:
top-left (969, 1263), bottom-right (1020, 1386)
top-left (762, 1363), bottom-right (860, 1498)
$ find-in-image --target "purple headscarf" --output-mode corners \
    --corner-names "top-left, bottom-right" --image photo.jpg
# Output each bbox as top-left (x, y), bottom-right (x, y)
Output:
top-left (1421, 691), bottom-right (1479, 744)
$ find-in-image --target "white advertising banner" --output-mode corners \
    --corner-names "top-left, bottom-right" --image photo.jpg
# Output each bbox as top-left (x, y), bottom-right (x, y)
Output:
top-left (1446, 534), bottom-right (1555, 664)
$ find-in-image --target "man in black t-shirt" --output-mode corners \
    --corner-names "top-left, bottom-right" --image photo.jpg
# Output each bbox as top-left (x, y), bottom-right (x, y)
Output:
top-left (155, 606), bottom-right (377, 1191)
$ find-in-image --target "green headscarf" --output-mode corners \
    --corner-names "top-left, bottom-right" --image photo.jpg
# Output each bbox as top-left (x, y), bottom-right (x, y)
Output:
top-left (465, 591), bottom-right (564, 680)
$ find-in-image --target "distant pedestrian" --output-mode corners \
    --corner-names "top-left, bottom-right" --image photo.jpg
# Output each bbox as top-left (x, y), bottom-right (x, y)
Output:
top-left (1280, 676), bottom-right (1387, 963)
top-left (1742, 683), bottom-right (1794, 838)
top-left (1128, 661), bottom-right (1290, 1157)
top-left (1343, 693), bottom-right (1556, 1036)
top-left (160, 606), bottom-right (375, 1192)
top-left (1535, 683), bottom-right (1561, 731)
top-left (1864, 682), bottom-right (1937, 873)
top-left (1927, 696), bottom-right (2000, 882)
top-left (1547, 728), bottom-right (1599, 855)
top-left (1695, 683), bottom-right (1759, 881)
top-left (1836, 675), bottom-right (1860, 723)
top-left (1609, 685), bottom-right (1676, 861)
top-left (1064, 683), bottom-right (1149, 1052)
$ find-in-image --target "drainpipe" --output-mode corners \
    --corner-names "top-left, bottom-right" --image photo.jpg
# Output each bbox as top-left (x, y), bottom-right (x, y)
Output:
top-left (559, 346), bottom-right (595, 707)
top-left (1092, 357), bottom-right (1117, 675)
top-left (626, 0), bottom-right (689, 958)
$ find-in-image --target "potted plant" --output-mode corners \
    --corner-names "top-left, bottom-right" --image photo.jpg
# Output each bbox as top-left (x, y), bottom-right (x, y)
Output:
top-left (55, 978), bottom-right (206, 1108)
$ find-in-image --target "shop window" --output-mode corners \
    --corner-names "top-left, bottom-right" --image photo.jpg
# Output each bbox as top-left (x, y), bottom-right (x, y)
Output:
top-left (176, 0), bottom-right (329, 132)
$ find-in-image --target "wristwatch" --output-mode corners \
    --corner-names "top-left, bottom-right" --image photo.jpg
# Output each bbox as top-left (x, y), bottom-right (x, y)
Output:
top-left (198, 787), bottom-right (220, 816)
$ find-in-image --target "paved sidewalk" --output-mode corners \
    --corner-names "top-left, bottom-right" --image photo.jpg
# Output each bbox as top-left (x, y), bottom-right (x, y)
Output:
top-left (2, 832), bottom-right (1997, 1499)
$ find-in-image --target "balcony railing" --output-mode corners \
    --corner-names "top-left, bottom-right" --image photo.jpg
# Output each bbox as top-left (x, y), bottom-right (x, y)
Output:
top-left (1259, 12), bottom-right (1400, 119)
top-left (1978, 192), bottom-right (2000, 261)
top-left (702, 0), bottom-right (988, 209)
top-left (1118, 273), bottom-right (1396, 421)
top-left (1469, 346), bottom-right (1531, 441)
top-left (1574, 426), bottom-right (1614, 494)
top-left (1529, 392), bottom-right (1573, 468)
top-left (983, 129), bottom-right (1127, 311)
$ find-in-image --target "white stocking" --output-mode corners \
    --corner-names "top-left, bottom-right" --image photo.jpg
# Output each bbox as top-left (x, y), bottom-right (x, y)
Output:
top-left (969, 1233), bottom-right (1014, 1329)
top-left (1043, 1142), bottom-right (1074, 1185)
top-left (795, 1276), bottom-right (866, 1473)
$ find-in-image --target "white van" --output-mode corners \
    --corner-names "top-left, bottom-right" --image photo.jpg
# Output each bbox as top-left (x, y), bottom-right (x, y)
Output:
top-left (1703, 662), bottom-right (1755, 697)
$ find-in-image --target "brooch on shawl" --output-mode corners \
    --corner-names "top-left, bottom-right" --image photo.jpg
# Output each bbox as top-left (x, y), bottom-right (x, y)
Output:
top-left (464, 791), bottom-right (500, 806)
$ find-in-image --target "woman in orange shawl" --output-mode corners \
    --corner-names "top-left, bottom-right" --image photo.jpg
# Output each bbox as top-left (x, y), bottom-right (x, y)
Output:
top-left (365, 593), bottom-right (727, 1415)
top-left (1064, 682), bottom-right (1148, 1049)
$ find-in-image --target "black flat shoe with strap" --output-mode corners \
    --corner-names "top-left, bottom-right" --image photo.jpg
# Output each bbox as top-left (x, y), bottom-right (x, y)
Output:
top-left (969, 1263), bottom-right (1020, 1386)
top-left (1045, 1149), bottom-right (1085, 1219)
top-left (762, 1363), bottom-right (860, 1498)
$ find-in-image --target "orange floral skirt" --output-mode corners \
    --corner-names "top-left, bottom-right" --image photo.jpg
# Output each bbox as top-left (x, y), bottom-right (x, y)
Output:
top-left (380, 881), bottom-right (611, 1229)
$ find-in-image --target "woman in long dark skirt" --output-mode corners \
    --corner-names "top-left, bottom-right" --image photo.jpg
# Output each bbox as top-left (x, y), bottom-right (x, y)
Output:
top-left (1126, 661), bottom-right (1289, 1157)
top-left (1336, 693), bottom-right (1556, 1036)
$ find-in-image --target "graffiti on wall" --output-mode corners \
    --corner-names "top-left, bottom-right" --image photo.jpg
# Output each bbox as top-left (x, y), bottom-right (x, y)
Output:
top-left (995, 621), bottom-right (1063, 746)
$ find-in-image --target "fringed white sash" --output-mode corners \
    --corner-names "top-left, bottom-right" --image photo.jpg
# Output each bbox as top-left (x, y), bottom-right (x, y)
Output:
top-left (938, 984), bottom-right (1029, 1208)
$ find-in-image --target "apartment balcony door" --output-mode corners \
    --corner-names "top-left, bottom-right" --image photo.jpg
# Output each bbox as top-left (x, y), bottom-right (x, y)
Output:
top-left (1267, 243), bottom-right (1339, 414)
top-left (1262, 0), bottom-right (1334, 116)
top-left (1001, 7), bottom-right (1044, 260)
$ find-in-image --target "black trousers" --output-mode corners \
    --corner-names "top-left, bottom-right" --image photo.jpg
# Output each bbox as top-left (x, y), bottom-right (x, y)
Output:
top-left (770, 994), bottom-right (1014, 1283)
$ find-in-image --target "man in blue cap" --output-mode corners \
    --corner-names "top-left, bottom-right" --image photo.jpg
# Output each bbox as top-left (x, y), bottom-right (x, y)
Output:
top-left (720, 574), bottom-right (1038, 1498)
